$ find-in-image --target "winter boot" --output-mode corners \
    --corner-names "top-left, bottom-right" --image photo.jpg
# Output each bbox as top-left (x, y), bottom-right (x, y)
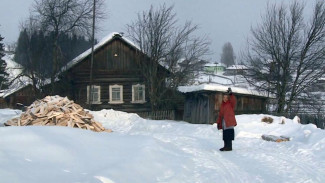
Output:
top-left (219, 141), bottom-right (226, 151)
top-left (221, 140), bottom-right (232, 151)
top-left (225, 140), bottom-right (232, 151)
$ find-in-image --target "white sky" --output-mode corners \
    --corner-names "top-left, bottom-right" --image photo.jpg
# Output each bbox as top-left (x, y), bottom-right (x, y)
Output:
top-left (0, 0), bottom-right (315, 62)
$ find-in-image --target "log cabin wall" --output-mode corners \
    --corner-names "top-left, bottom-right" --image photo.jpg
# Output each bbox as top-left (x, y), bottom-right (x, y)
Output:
top-left (0, 98), bottom-right (6, 108)
top-left (214, 93), bottom-right (266, 114)
top-left (183, 91), bottom-right (267, 124)
top-left (65, 37), bottom-right (152, 112)
top-left (183, 92), bottom-right (215, 124)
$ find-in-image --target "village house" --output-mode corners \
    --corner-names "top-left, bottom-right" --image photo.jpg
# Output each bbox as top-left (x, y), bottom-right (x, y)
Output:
top-left (58, 32), bottom-right (170, 114)
top-left (178, 84), bottom-right (269, 124)
top-left (224, 65), bottom-right (248, 75)
top-left (204, 62), bottom-right (226, 74)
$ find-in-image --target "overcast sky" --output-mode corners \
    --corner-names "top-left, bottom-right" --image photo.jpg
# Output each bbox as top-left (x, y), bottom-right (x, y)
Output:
top-left (0, 0), bottom-right (315, 62)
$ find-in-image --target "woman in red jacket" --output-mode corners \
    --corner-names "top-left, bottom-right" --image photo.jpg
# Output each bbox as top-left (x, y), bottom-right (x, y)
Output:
top-left (216, 88), bottom-right (237, 151)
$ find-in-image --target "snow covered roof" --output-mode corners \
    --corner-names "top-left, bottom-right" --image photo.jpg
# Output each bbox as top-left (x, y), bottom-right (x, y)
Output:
top-left (227, 65), bottom-right (248, 70)
top-left (0, 84), bottom-right (33, 98)
top-left (178, 84), bottom-right (269, 98)
top-left (1, 53), bottom-right (33, 98)
top-left (2, 54), bottom-right (23, 77)
top-left (205, 63), bottom-right (225, 67)
top-left (61, 32), bottom-right (140, 72)
top-left (196, 72), bottom-right (233, 85)
top-left (205, 63), bottom-right (217, 67)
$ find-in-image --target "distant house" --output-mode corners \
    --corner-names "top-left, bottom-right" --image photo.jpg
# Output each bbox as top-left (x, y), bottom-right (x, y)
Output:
top-left (58, 32), bottom-right (169, 113)
top-left (0, 53), bottom-right (36, 108)
top-left (204, 63), bottom-right (226, 74)
top-left (178, 84), bottom-right (269, 124)
top-left (224, 65), bottom-right (248, 75)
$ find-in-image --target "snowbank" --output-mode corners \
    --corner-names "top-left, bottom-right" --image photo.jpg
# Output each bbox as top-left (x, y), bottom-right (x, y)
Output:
top-left (0, 109), bottom-right (22, 126)
top-left (1, 109), bottom-right (325, 183)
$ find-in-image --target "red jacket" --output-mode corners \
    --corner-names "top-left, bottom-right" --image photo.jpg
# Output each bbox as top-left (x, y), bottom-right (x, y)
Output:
top-left (217, 94), bottom-right (237, 129)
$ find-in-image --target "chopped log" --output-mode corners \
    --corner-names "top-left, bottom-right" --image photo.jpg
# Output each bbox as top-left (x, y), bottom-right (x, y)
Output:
top-left (104, 129), bottom-right (113, 133)
top-left (261, 134), bottom-right (290, 142)
top-left (68, 119), bottom-right (75, 128)
top-left (4, 118), bottom-right (19, 126)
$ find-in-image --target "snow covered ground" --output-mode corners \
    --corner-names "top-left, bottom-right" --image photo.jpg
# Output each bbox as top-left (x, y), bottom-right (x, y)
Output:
top-left (1, 109), bottom-right (325, 183)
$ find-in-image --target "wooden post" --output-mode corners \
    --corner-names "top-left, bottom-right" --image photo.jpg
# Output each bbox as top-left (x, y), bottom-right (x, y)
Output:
top-left (88, 0), bottom-right (96, 109)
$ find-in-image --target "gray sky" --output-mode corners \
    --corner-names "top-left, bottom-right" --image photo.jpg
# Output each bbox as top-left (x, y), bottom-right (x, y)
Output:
top-left (0, 0), bottom-right (315, 62)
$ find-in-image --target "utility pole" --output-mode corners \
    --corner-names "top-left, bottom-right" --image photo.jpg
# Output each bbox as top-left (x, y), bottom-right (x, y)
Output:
top-left (88, 0), bottom-right (96, 109)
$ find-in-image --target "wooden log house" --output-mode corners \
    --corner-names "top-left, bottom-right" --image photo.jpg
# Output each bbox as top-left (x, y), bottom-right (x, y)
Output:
top-left (179, 84), bottom-right (269, 124)
top-left (0, 84), bottom-right (35, 108)
top-left (59, 32), bottom-right (168, 113)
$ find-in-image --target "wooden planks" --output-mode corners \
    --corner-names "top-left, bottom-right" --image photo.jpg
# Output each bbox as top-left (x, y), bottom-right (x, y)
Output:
top-left (5, 96), bottom-right (112, 133)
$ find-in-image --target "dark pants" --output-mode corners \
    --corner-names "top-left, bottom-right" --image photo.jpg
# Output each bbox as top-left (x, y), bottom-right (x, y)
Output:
top-left (223, 129), bottom-right (234, 149)
top-left (223, 129), bottom-right (235, 141)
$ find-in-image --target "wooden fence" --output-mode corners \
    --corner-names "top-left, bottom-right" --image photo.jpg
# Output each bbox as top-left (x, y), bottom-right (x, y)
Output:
top-left (138, 110), bottom-right (175, 120)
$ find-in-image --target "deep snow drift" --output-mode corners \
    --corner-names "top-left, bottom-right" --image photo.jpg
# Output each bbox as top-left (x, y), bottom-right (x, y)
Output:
top-left (0, 109), bottom-right (324, 183)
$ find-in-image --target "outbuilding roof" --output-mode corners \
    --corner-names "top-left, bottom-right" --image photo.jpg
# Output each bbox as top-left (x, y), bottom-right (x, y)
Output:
top-left (178, 84), bottom-right (270, 98)
top-left (226, 65), bottom-right (248, 70)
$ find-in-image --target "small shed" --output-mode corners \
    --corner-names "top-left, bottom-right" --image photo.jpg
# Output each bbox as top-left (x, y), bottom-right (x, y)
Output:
top-left (0, 84), bottom-right (35, 108)
top-left (178, 84), bottom-right (269, 124)
top-left (0, 52), bottom-right (36, 108)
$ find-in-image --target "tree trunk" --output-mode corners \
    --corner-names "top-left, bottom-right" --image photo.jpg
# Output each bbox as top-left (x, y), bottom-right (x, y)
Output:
top-left (51, 33), bottom-right (59, 94)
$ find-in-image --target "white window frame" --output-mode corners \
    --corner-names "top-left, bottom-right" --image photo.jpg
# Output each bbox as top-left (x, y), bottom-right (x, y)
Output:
top-left (109, 84), bottom-right (124, 104)
top-left (87, 85), bottom-right (101, 104)
top-left (132, 84), bottom-right (146, 103)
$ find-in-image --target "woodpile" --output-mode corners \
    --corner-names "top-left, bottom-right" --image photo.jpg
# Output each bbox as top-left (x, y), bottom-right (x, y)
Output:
top-left (261, 134), bottom-right (290, 143)
top-left (5, 96), bottom-right (112, 133)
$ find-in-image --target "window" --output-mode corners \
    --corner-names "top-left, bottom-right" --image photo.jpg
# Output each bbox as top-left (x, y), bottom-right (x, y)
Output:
top-left (109, 85), bottom-right (123, 104)
top-left (132, 84), bottom-right (146, 103)
top-left (87, 85), bottom-right (101, 104)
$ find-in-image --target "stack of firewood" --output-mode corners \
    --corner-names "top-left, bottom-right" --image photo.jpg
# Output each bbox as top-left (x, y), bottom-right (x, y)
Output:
top-left (5, 96), bottom-right (112, 133)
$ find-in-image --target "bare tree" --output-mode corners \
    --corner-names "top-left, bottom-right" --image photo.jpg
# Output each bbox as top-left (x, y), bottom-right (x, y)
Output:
top-left (221, 42), bottom-right (235, 67)
top-left (32, 0), bottom-right (105, 93)
top-left (244, 1), bottom-right (325, 114)
top-left (127, 4), bottom-right (210, 110)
